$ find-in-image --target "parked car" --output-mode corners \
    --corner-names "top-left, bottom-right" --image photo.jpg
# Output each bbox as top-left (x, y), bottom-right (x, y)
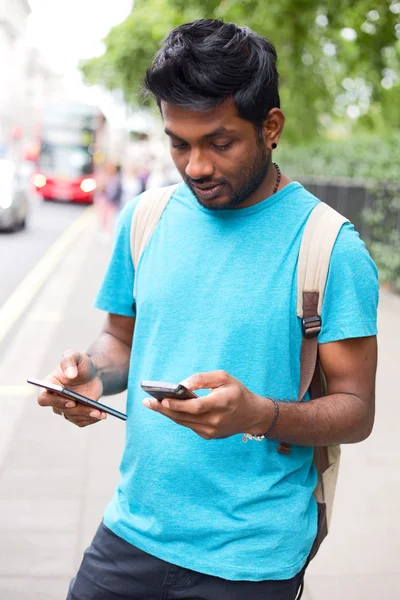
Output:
top-left (0, 159), bottom-right (28, 231)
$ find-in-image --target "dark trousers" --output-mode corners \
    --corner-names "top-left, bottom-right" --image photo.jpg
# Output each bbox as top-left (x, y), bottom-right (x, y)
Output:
top-left (67, 522), bottom-right (305, 600)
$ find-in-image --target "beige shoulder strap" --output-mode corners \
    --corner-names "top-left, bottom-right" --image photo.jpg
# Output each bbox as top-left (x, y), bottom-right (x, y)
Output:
top-left (297, 202), bottom-right (349, 318)
top-left (278, 202), bottom-right (348, 455)
top-left (296, 204), bottom-right (349, 553)
top-left (130, 184), bottom-right (179, 296)
top-left (297, 202), bottom-right (348, 402)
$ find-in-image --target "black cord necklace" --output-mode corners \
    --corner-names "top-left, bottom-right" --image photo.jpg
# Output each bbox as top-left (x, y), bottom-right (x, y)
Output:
top-left (272, 162), bottom-right (281, 195)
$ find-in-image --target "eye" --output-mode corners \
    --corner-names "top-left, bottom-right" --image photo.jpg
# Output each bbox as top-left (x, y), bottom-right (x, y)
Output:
top-left (171, 141), bottom-right (188, 150)
top-left (212, 142), bottom-right (233, 152)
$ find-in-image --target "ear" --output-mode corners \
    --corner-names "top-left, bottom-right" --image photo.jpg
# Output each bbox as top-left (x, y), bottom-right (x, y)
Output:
top-left (262, 108), bottom-right (285, 150)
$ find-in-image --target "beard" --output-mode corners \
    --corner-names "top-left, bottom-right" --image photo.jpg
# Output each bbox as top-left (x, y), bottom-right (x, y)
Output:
top-left (185, 143), bottom-right (269, 211)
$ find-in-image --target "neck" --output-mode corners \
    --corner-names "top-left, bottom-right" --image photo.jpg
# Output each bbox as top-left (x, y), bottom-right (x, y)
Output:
top-left (237, 161), bottom-right (279, 209)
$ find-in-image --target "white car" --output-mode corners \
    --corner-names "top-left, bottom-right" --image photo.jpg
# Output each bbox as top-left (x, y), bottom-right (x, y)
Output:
top-left (0, 159), bottom-right (29, 231)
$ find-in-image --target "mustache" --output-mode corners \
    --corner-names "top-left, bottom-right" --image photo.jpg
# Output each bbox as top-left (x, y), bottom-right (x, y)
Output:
top-left (185, 177), bottom-right (228, 187)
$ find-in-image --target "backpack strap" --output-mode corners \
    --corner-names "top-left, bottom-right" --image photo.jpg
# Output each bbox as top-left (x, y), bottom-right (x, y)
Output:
top-left (130, 184), bottom-right (179, 297)
top-left (278, 202), bottom-right (348, 455)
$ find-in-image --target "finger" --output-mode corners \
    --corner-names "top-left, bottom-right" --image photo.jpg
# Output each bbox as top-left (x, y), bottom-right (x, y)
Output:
top-left (64, 416), bottom-right (101, 428)
top-left (63, 407), bottom-right (107, 421)
top-left (144, 400), bottom-right (207, 422)
top-left (180, 370), bottom-right (231, 392)
top-left (143, 396), bottom-right (221, 420)
top-left (52, 407), bottom-right (63, 416)
top-left (142, 396), bottom-right (208, 417)
top-left (163, 390), bottom-right (226, 414)
top-left (141, 400), bottom-right (217, 438)
top-left (38, 390), bottom-right (77, 410)
top-left (164, 386), bottom-right (229, 413)
top-left (159, 396), bottom-right (209, 414)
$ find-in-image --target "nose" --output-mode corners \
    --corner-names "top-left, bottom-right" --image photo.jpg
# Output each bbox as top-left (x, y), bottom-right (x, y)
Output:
top-left (185, 148), bottom-right (214, 180)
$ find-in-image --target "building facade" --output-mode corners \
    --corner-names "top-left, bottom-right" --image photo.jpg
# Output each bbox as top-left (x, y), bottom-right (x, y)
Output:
top-left (0, 0), bottom-right (64, 160)
top-left (0, 0), bottom-right (32, 154)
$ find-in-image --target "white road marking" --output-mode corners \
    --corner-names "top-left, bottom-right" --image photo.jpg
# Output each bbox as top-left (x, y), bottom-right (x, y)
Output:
top-left (0, 207), bottom-right (93, 346)
top-left (0, 212), bottom-right (96, 467)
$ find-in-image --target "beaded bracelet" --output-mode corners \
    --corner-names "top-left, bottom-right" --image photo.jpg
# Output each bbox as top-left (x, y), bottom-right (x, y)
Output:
top-left (242, 399), bottom-right (280, 443)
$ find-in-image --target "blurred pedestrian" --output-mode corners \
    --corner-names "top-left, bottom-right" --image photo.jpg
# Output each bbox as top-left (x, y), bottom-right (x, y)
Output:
top-left (95, 162), bottom-right (123, 240)
top-left (37, 19), bottom-right (378, 600)
top-left (136, 165), bottom-right (151, 193)
top-left (121, 164), bottom-right (142, 207)
top-left (106, 163), bottom-right (123, 210)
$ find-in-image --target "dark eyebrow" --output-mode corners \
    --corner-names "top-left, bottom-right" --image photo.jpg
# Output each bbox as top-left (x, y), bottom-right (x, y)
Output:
top-left (203, 127), bottom-right (234, 139)
top-left (164, 128), bottom-right (182, 139)
top-left (164, 126), bottom-right (235, 140)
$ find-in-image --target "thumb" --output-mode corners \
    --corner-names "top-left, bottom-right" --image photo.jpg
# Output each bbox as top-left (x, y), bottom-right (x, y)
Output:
top-left (180, 370), bottom-right (231, 391)
top-left (60, 350), bottom-right (82, 380)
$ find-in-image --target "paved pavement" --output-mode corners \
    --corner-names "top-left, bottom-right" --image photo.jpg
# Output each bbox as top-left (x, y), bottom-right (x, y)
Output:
top-left (0, 209), bottom-right (399, 599)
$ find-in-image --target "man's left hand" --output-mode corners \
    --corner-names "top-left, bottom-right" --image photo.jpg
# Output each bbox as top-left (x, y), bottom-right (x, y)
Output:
top-left (142, 371), bottom-right (272, 439)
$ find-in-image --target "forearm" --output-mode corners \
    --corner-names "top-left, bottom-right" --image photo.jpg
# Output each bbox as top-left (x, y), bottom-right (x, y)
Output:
top-left (257, 393), bottom-right (374, 446)
top-left (87, 333), bottom-right (131, 396)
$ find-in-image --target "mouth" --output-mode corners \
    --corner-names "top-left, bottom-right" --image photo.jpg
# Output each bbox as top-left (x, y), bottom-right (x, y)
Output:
top-left (191, 182), bottom-right (225, 200)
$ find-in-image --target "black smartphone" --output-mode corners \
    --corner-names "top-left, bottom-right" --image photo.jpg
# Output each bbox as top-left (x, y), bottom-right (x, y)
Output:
top-left (141, 380), bottom-right (198, 401)
top-left (27, 377), bottom-right (127, 421)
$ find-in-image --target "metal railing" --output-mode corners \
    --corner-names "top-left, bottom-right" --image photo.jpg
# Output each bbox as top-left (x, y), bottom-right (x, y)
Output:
top-left (299, 177), bottom-right (400, 241)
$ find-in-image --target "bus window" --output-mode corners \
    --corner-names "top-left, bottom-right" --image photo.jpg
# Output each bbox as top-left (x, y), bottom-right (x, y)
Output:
top-left (39, 145), bottom-right (93, 178)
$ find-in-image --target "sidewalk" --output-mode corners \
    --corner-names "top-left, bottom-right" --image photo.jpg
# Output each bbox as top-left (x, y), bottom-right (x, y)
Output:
top-left (0, 211), bottom-right (399, 599)
top-left (0, 214), bottom-right (125, 599)
top-left (305, 286), bottom-right (400, 598)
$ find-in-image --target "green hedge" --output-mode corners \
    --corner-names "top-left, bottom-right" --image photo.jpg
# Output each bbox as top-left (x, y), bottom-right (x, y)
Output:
top-left (276, 133), bottom-right (400, 183)
top-left (277, 133), bottom-right (400, 290)
top-left (363, 189), bottom-right (400, 291)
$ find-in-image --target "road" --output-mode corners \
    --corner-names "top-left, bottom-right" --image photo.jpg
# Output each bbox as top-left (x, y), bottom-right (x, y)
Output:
top-left (0, 194), bottom-right (86, 310)
top-left (0, 207), bottom-right (399, 599)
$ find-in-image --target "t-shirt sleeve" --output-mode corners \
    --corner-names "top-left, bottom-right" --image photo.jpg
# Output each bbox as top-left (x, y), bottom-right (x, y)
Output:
top-left (94, 196), bottom-right (141, 317)
top-left (319, 222), bottom-right (379, 344)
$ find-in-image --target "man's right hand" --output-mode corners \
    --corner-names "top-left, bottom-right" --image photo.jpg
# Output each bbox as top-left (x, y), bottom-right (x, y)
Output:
top-left (37, 350), bottom-right (106, 427)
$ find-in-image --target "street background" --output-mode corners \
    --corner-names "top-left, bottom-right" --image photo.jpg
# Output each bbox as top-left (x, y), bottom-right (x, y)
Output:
top-left (1, 1), bottom-right (400, 599)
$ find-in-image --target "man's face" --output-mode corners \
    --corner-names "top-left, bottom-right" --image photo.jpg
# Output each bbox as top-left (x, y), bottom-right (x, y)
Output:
top-left (162, 100), bottom-right (270, 210)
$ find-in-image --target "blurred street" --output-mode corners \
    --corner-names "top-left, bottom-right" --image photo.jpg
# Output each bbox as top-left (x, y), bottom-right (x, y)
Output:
top-left (0, 195), bottom-right (85, 310)
top-left (0, 206), bottom-right (123, 599)
top-left (0, 208), bottom-right (398, 599)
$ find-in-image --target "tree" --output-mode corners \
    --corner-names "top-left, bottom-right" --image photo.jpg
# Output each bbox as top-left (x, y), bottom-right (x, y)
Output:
top-left (80, 0), bottom-right (400, 141)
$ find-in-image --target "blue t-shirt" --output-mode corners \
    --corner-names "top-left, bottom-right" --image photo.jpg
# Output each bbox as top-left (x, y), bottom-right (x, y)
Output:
top-left (95, 181), bottom-right (378, 581)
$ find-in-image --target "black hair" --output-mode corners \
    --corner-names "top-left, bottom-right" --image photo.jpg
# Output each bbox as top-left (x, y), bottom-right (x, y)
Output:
top-left (144, 19), bottom-right (280, 131)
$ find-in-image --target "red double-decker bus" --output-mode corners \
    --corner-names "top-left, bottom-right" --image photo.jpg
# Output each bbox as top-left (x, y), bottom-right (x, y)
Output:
top-left (33, 102), bottom-right (107, 203)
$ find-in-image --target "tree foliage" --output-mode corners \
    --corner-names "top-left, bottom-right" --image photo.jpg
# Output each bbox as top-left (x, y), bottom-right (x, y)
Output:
top-left (80, 0), bottom-right (400, 140)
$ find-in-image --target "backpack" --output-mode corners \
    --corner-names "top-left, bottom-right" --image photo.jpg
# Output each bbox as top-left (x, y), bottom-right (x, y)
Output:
top-left (130, 183), bottom-right (348, 560)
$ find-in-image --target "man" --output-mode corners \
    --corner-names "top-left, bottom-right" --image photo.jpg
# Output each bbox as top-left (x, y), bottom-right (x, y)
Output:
top-left (38, 19), bottom-right (378, 600)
